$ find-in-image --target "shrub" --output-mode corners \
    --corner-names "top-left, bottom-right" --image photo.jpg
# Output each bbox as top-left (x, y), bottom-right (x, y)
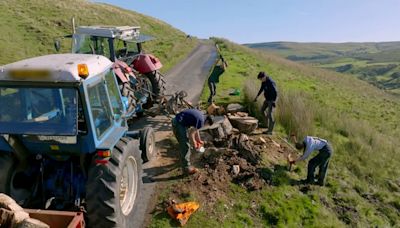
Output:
top-left (244, 79), bottom-right (314, 138)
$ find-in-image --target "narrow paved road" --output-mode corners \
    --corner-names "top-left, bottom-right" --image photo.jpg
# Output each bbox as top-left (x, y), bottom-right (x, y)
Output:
top-left (165, 41), bottom-right (218, 104)
top-left (130, 41), bottom-right (217, 228)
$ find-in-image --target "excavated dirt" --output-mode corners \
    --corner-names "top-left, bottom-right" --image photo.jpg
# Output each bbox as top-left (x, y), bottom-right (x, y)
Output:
top-left (164, 131), bottom-right (295, 207)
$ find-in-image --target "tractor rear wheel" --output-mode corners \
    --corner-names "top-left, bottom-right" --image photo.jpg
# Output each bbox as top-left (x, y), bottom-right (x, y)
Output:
top-left (142, 77), bottom-right (154, 109)
top-left (86, 138), bottom-right (143, 228)
top-left (120, 82), bottom-right (137, 114)
top-left (146, 71), bottom-right (165, 98)
top-left (140, 127), bottom-right (156, 162)
top-left (0, 153), bottom-right (14, 193)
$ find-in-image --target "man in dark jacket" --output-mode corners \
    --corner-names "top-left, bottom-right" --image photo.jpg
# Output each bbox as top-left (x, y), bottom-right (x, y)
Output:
top-left (171, 109), bottom-right (213, 175)
top-left (208, 55), bottom-right (228, 104)
top-left (253, 71), bottom-right (278, 135)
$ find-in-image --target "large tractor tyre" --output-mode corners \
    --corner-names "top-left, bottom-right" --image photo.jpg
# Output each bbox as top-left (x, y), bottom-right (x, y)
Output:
top-left (142, 77), bottom-right (154, 109)
top-left (146, 71), bottom-right (165, 98)
top-left (0, 153), bottom-right (14, 193)
top-left (140, 127), bottom-right (157, 163)
top-left (121, 82), bottom-right (137, 114)
top-left (86, 138), bottom-right (143, 228)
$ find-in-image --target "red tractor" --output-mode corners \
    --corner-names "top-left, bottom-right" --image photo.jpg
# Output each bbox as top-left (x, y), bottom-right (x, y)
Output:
top-left (57, 26), bottom-right (166, 116)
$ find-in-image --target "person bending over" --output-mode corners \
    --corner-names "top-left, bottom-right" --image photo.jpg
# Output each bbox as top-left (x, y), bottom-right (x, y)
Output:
top-left (172, 109), bottom-right (213, 175)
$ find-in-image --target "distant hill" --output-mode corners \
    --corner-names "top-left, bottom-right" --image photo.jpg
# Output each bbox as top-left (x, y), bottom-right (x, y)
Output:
top-left (0, 0), bottom-right (197, 70)
top-left (245, 41), bottom-right (400, 94)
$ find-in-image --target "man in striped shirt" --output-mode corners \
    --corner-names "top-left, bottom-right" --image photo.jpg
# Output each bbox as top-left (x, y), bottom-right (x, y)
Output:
top-left (290, 136), bottom-right (333, 186)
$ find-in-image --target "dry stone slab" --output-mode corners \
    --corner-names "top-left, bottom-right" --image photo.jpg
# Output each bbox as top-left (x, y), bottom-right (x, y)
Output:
top-left (226, 103), bottom-right (246, 113)
top-left (228, 115), bottom-right (258, 134)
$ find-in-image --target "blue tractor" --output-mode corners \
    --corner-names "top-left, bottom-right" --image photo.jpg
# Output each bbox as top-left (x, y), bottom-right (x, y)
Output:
top-left (0, 54), bottom-right (156, 227)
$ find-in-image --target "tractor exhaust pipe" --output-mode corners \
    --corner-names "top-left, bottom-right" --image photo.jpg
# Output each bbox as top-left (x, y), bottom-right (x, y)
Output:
top-left (71, 17), bottom-right (76, 34)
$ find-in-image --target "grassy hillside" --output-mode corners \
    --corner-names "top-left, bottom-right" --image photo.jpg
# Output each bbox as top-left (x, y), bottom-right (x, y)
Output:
top-left (245, 42), bottom-right (400, 94)
top-left (151, 39), bottom-right (400, 227)
top-left (0, 0), bottom-right (197, 71)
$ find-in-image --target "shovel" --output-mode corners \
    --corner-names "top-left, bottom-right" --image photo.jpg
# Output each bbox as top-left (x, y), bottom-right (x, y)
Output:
top-left (287, 154), bottom-right (293, 172)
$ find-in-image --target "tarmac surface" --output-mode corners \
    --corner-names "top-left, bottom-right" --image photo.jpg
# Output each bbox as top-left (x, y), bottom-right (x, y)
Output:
top-left (130, 41), bottom-right (217, 227)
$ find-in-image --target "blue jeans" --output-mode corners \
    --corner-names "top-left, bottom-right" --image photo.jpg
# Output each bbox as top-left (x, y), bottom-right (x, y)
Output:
top-left (171, 118), bottom-right (191, 168)
top-left (208, 81), bottom-right (216, 104)
top-left (261, 100), bottom-right (275, 133)
top-left (307, 143), bottom-right (333, 185)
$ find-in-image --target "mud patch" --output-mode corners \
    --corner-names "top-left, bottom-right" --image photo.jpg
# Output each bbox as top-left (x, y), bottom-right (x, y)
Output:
top-left (163, 133), bottom-right (295, 208)
top-left (332, 197), bottom-right (360, 225)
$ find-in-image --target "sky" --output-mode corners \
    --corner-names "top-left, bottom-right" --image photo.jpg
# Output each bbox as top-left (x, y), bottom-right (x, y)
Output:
top-left (96, 0), bottom-right (400, 44)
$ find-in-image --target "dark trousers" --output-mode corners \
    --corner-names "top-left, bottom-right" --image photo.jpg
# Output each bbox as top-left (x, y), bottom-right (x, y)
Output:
top-left (307, 143), bottom-right (333, 185)
top-left (171, 118), bottom-right (191, 169)
top-left (261, 100), bottom-right (275, 133)
top-left (208, 81), bottom-right (216, 104)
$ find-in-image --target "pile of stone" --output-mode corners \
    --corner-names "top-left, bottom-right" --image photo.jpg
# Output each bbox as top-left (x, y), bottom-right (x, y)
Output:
top-left (203, 103), bottom-right (259, 139)
top-left (196, 103), bottom-right (274, 191)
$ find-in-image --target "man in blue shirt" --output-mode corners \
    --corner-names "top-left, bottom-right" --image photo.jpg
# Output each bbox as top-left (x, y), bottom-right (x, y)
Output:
top-left (290, 136), bottom-right (333, 186)
top-left (253, 72), bottom-right (278, 135)
top-left (171, 109), bottom-right (213, 175)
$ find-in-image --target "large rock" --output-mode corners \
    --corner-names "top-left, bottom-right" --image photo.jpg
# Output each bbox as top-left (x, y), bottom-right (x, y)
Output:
top-left (201, 116), bottom-right (233, 139)
top-left (16, 218), bottom-right (50, 228)
top-left (0, 193), bottom-right (48, 228)
top-left (0, 193), bottom-right (24, 212)
top-left (207, 104), bottom-right (226, 115)
top-left (0, 208), bottom-right (14, 228)
top-left (228, 115), bottom-right (258, 134)
top-left (226, 103), bottom-right (246, 113)
top-left (0, 193), bottom-right (29, 225)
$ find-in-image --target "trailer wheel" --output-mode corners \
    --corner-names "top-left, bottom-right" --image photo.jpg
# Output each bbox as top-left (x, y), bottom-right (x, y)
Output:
top-left (0, 153), bottom-right (14, 193)
top-left (146, 71), bottom-right (165, 98)
top-left (86, 138), bottom-right (143, 228)
top-left (140, 127), bottom-right (156, 162)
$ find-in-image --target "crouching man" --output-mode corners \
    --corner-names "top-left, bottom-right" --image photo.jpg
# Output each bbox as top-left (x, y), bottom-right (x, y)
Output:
top-left (290, 135), bottom-right (333, 186)
top-left (172, 109), bottom-right (212, 175)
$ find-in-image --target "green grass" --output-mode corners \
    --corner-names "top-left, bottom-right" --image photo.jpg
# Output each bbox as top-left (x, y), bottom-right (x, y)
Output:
top-left (0, 0), bottom-right (198, 71)
top-left (245, 41), bottom-right (400, 94)
top-left (189, 38), bottom-right (400, 227)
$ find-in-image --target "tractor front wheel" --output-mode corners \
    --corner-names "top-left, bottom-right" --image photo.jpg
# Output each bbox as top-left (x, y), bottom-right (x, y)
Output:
top-left (86, 138), bottom-right (143, 228)
top-left (140, 127), bottom-right (157, 162)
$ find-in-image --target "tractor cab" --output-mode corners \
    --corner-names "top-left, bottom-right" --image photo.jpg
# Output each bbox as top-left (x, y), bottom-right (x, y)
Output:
top-left (72, 26), bottom-right (156, 65)
top-left (0, 54), bottom-right (126, 154)
top-left (0, 54), bottom-right (156, 227)
top-left (64, 25), bottom-right (166, 115)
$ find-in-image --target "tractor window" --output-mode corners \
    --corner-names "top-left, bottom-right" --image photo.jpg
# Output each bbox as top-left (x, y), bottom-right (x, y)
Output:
top-left (115, 40), bottom-right (140, 59)
top-left (72, 34), bottom-right (111, 58)
top-left (87, 81), bottom-right (113, 139)
top-left (0, 87), bottom-right (78, 135)
top-left (105, 71), bottom-right (124, 119)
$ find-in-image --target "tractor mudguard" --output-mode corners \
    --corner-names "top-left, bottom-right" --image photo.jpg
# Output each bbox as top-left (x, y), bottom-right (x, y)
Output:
top-left (132, 54), bottom-right (163, 74)
top-left (113, 60), bottom-right (136, 83)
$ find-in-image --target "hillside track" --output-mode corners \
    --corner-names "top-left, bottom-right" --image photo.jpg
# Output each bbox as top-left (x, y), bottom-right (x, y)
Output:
top-left (129, 41), bottom-right (217, 228)
top-left (165, 41), bottom-right (218, 104)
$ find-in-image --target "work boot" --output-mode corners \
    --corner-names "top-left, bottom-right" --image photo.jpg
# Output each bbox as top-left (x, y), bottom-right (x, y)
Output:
top-left (299, 179), bottom-right (314, 185)
top-left (185, 166), bottom-right (199, 175)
